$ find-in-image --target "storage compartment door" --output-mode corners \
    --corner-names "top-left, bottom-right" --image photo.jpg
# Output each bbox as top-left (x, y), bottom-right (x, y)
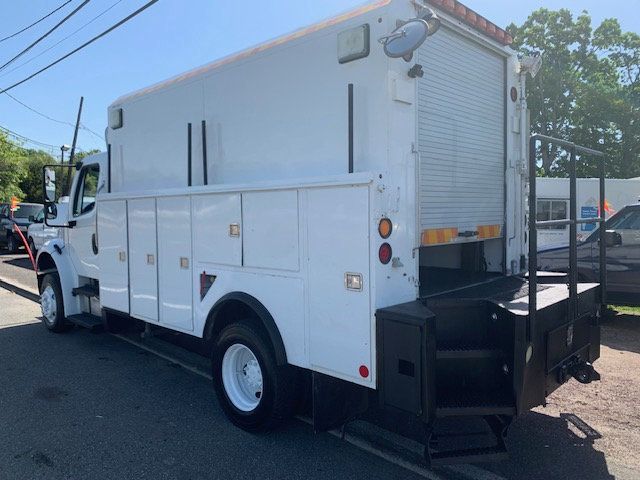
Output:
top-left (307, 186), bottom-right (372, 385)
top-left (128, 198), bottom-right (158, 322)
top-left (157, 196), bottom-right (193, 331)
top-left (192, 193), bottom-right (242, 266)
top-left (98, 200), bottom-right (129, 313)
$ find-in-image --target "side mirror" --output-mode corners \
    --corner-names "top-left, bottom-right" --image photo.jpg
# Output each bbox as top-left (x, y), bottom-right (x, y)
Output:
top-left (44, 167), bottom-right (58, 203)
top-left (28, 215), bottom-right (35, 222)
top-left (605, 230), bottom-right (622, 247)
top-left (43, 164), bottom-right (75, 228)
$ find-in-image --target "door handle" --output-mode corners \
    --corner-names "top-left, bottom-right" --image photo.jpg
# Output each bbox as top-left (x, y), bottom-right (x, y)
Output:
top-left (91, 233), bottom-right (98, 255)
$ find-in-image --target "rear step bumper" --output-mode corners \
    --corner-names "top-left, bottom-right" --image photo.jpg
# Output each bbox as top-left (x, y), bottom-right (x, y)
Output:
top-left (373, 277), bottom-right (601, 464)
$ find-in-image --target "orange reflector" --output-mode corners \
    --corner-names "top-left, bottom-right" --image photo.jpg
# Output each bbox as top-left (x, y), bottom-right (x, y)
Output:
top-left (378, 218), bottom-right (392, 239)
top-left (477, 224), bottom-right (502, 239)
top-left (421, 228), bottom-right (458, 246)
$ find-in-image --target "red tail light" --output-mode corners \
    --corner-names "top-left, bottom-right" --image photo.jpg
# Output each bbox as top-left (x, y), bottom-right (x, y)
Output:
top-left (379, 243), bottom-right (392, 264)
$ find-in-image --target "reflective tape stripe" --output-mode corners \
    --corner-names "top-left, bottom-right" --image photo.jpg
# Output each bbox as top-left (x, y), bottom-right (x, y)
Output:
top-left (421, 225), bottom-right (502, 245)
top-left (477, 224), bottom-right (502, 239)
top-left (421, 228), bottom-right (458, 246)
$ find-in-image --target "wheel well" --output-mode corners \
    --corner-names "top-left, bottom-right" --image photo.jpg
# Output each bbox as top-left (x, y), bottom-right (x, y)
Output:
top-left (204, 293), bottom-right (288, 365)
top-left (36, 252), bottom-right (57, 290)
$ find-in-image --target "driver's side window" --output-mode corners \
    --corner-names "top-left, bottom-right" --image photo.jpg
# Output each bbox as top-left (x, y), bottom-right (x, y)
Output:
top-left (73, 165), bottom-right (100, 217)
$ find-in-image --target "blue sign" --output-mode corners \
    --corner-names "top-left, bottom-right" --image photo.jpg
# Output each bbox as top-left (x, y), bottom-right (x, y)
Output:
top-left (581, 206), bottom-right (598, 231)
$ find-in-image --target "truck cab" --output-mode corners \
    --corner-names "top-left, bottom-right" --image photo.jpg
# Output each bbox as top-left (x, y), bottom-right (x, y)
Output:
top-left (36, 153), bottom-right (106, 325)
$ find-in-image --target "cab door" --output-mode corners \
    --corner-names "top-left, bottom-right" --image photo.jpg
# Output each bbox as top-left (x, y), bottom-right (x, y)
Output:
top-left (67, 163), bottom-right (101, 279)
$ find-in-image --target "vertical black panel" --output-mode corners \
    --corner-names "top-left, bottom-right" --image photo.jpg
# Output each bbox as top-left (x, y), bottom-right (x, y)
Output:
top-left (348, 83), bottom-right (354, 174)
top-left (187, 123), bottom-right (192, 187)
top-left (107, 143), bottom-right (112, 193)
top-left (201, 120), bottom-right (208, 185)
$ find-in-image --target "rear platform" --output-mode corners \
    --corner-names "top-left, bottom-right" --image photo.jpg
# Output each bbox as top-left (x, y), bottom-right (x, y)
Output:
top-left (376, 268), bottom-right (600, 465)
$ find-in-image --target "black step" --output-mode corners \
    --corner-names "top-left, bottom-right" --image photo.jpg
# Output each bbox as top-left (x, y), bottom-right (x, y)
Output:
top-left (67, 313), bottom-right (103, 333)
top-left (72, 284), bottom-right (99, 298)
top-left (436, 347), bottom-right (503, 360)
top-left (436, 390), bottom-right (515, 417)
top-left (429, 444), bottom-right (508, 465)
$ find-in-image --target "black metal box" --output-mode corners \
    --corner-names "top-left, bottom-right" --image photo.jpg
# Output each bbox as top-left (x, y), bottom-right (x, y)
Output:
top-left (376, 301), bottom-right (436, 421)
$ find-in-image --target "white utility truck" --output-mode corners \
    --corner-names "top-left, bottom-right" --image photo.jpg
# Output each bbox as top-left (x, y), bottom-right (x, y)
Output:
top-left (37, 0), bottom-right (603, 464)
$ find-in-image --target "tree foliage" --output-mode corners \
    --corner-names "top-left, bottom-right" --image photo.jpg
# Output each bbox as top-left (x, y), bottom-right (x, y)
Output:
top-left (507, 9), bottom-right (639, 178)
top-left (0, 130), bottom-right (102, 204)
top-left (0, 133), bottom-right (56, 203)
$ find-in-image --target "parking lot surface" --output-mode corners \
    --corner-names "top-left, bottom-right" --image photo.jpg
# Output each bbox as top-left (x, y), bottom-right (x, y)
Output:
top-left (0, 288), bottom-right (429, 480)
top-left (1, 252), bottom-right (639, 480)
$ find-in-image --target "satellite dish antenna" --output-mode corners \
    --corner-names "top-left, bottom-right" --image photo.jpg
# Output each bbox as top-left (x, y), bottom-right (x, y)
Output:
top-left (379, 18), bottom-right (431, 61)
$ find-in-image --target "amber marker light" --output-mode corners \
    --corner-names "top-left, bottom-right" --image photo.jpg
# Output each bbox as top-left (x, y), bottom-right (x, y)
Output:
top-left (378, 218), bottom-right (392, 239)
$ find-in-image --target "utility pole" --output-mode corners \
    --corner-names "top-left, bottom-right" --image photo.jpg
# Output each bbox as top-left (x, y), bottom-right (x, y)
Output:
top-left (63, 96), bottom-right (84, 195)
top-left (68, 96), bottom-right (83, 166)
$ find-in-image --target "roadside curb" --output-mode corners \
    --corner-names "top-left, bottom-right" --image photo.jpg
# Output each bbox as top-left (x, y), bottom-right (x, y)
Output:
top-left (0, 276), bottom-right (39, 303)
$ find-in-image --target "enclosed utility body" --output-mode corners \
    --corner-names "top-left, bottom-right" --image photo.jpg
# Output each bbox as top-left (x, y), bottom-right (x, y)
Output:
top-left (37, 0), bottom-right (602, 464)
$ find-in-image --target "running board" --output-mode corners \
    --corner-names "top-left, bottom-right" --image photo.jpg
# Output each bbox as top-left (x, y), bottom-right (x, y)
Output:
top-left (67, 313), bottom-right (103, 333)
top-left (71, 284), bottom-right (99, 298)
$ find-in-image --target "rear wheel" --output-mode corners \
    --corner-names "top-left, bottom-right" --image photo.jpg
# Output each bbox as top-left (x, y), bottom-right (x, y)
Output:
top-left (212, 321), bottom-right (296, 432)
top-left (7, 234), bottom-right (19, 253)
top-left (40, 273), bottom-right (72, 333)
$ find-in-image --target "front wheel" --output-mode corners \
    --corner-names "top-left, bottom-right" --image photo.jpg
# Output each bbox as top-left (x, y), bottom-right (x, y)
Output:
top-left (212, 322), bottom-right (297, 432)
top-left (40, 273), bottom-right (72, 333)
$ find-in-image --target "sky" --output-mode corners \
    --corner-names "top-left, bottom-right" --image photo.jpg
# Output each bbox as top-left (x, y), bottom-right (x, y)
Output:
top-left (0, 0), bottom-right (638, 155)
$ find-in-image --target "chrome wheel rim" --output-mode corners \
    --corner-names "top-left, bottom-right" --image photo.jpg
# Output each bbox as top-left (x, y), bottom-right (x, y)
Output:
top-left (221, 343), bottom-right (263, 412)
top-left (41, 285), bottom-right (57, 325)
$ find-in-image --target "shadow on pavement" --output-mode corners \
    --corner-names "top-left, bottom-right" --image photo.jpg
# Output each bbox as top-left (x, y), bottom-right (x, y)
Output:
top-left (601, 311), bottom-right (640, 355)
top-left (484, 410), bottom-right (614, 480)
top-left (4, 255), bottom-right (34, 271)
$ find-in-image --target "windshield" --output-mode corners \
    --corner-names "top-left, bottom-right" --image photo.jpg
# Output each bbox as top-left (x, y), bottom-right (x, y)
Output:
top-left (13, 205), bottom-right (43, 219)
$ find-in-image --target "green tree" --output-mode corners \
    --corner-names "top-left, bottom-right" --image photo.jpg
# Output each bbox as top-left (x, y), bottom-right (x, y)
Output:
top-left (0, 132), bottom-right (27, 202)
top-left (18, 149), bottom-right (54, 203)
top-left (507, 10), bottom-right (640, 178)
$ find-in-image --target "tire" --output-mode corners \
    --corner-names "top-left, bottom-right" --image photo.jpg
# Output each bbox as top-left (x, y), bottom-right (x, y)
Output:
top-left (7, 234), bottom-right (19, 253)
top-left (39, 273), bottom-right (72, 333)
top-left (212, 321), bottom-right (297, 432)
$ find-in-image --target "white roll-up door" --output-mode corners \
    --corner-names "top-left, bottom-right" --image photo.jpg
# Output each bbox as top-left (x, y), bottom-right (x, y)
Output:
top-left (416, 27), bottom-right (505, 245)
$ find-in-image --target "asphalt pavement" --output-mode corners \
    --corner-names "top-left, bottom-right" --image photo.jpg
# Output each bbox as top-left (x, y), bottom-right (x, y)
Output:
top-left (1, 251), bottom-right (639, 480)
top-left (0, 288), bottom-right (428, 480)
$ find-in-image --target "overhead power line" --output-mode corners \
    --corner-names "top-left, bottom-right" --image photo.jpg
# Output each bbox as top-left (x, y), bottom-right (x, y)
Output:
top-left (0, 0), bottom-right (73, 44)
top-left (0, 0), bottom-right (161, 95)
top-left (0, 124), bottom-right (85, 155)
top-left (2, 91), bottom-right (104, 140)
top-left (0, 0), bottom-right (125, 79)
top-left (0, 0), bottom-right (92, 73)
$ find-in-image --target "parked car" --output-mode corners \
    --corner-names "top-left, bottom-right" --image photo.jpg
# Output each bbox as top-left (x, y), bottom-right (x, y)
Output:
top-left (27, 208), bottom-right (60, 254)
top-left (0, 202), bottom-right (44, 253)
top-left (538, 203), bottom-right (640, 305)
